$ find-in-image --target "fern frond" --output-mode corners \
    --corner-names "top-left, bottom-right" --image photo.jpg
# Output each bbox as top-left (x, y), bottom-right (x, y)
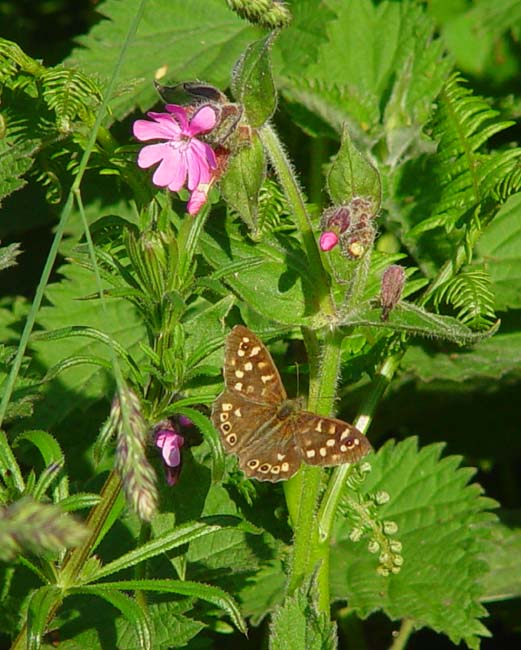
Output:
top-left (256, 178), bottom-right (295, 235)
top-left (433, 268), bottom-right (496, 329)
top-left (41, 68), bottom-right (103, 133)
top-left (411, 74), bottom-right (521, 237)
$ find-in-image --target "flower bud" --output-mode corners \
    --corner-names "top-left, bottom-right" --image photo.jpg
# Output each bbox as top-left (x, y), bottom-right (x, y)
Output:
top-left (380, 265), bottom-right (405, 321)
top-left (319, 231), bottom-right (339, 252)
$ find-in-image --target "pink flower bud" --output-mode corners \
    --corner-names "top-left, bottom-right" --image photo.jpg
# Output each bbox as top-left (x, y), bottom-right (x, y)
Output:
top-left (380, 265), bottom-right (405, 320)
top-left (319, 231), bottom-right (339, 251)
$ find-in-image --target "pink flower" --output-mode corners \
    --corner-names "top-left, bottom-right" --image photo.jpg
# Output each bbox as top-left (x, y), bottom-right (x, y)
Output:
top-left (133, 104), bottom-right (218, 214)
top-left (319, 231), bottom-right (339, 251)
top-left (155, 426), bottom-right (185, 486)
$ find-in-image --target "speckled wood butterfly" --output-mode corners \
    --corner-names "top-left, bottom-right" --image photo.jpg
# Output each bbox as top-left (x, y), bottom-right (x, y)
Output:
top-left (211, 326), bottom-right (372, 482)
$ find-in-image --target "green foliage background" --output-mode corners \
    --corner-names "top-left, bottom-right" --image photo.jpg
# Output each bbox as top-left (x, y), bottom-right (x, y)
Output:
top-left (1, 1), bottom-right (521, 649)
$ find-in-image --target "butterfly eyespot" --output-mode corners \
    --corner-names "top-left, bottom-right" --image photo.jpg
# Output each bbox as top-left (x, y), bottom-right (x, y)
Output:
top-left (271, 465), bottom-right (281, 474)
top-left (226, 433), bottom-right (237, 445)
top-left (220, 412), bottom-right (229, 422)
top-left (222, 403), bottom-right (233, 412)
top-left (247, 459), bottom-right (260, 469)
top-left (281, 462), bottom-right (290, 472)
top-left (221, 422), bottom-right (232, 433)
top-left (259, 463), bottom-right (271, 473)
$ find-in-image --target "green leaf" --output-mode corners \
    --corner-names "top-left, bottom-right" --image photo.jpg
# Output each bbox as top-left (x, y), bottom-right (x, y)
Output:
top-left (341, 302), bottom-right (499, 345)
top-left (270, 580), bottom-right (337, 650)
top-left (327, 125), bottom-right (381, 207)
top-left (231, 33), bottom-right (277, 128)
top-left (330, 438), bottom-right (497, 649)
top-left (66, 0), bottom-right (262, 120)
top-left (14, 430), bottom-right (68, 502)
top-left (85, 519), bottom-right (243, 583)
top-left (95, 579), bottom-right (246, 634)
top-left (69, 586), bottom-right (152, 650)
top-left (220, 132), bottom-right (266, 233)
top-left (480, 518), bottom-right (521, 603)
top-left (401, 331), bottom-right (521, 383)
top-left (27, 586), bottom-right (63, 650)
top-left (200, 218), bottom-right (313, 325)
top-left (477, 192), bottom-right (521, 310)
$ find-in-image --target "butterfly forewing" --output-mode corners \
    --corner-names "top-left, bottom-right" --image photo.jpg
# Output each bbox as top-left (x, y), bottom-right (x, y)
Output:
top-left (223, 325), bottom-right (286, 404)
top-left (212, 325), bottom-right (373, 482)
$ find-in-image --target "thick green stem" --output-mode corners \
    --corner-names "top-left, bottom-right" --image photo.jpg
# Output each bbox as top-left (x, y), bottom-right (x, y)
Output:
top-left (284, 328), bottom-right (344, 611)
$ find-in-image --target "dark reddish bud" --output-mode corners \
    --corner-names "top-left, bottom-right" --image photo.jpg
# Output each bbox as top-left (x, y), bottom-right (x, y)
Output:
top-left (380, 265), bottom-right (405, 320)
top-left (319, 196), bottom-right (377, 256)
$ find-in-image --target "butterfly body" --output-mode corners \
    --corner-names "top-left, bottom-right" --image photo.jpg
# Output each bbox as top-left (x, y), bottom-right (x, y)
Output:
top-left (212, 326), bottom-right (372, 482)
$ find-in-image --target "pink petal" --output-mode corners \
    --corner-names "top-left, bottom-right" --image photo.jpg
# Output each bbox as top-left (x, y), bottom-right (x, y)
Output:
top-left (319, 231), bottom-right (339, 252)
top-left (153, 149), bottom-right (187, 188)
top-left (137, 142), bottom-right (170, 169)
top-left (165, 104), bottom-right (190, 132)
top-left (188, 105), bottom-right (218, 136)
top-left (191, 138), bottom-right (217, 169)
top-left (133, 115), bottom-right (180, 141)
top-left (161, 433), bottom-right (184, 467)
top-left (187, 186), bottom-right (209, 215)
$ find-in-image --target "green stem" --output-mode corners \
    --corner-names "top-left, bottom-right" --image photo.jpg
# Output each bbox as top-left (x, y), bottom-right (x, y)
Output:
top-left (284, 328), bottom-right (344, 611)
top-left (259, 123), bottom-right (335, 318)
top-left (318, 352), bottom-right (402, 543)
top-left (389, 619), bottom-right (415, 650)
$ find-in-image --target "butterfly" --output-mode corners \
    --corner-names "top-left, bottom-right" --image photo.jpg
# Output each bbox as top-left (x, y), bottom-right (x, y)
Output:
top-left (211, 325), bottom-right (372, 482)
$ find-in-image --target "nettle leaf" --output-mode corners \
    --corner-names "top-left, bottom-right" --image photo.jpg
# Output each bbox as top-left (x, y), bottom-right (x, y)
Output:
top-left (26, 586), bottom-right (63, 650)
top-left (270, 581), bottom-right (337, 650)
top-left (401, 331), bottom-right (521, 383)
top-left (477, 192), bottom-right (521, 311)
top-left (30, 262), bottom-right (146, 428)
top-left (279, 0), bottom-right (449, 155)
top-left (330, 438), bottom-right (497, 649)
top-left (66, 0), bottom-right (262, 119)
top-left (480, 518), bottom-right (521, 603)
top-left (200, 217), bottom-right (314, 325)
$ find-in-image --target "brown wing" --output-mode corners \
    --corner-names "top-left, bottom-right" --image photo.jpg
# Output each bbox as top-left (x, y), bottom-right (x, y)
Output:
top-left (223, 325), bottom-right (287, 405)
top-left (211, 391), bottom-right (301, 482)
top-left (292, 411), bottom-right (372, 467)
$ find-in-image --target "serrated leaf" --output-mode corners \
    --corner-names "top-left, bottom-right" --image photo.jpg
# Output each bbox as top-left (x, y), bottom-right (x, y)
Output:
top-left (330, 438), bottom-right (497, 649)
top-left (14, 430), bottom-right (68, 502)
top-left (270, 580), bottom-right (337, 650)
top-left (65, 0), bottom-right (262, 120)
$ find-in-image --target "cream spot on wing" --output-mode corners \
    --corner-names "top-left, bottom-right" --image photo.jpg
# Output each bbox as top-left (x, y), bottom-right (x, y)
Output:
top-left (271, 465), bottom-right (280, 474)
top-left (315, 420), bottom-right (323, 432)
top-left (237, 349), bottom-right (245, 357)
top-left (328, 423), bottom-right (336, 434)
top-left (354, 438), bottom-right (360, 445)
top-left (234, 408), bottom-right (242, 417)
top-left (249, 346), bottom-right (261, 356)
top-left (340, 429), bottom-right (351, 440)
top-left (326, 438), bottom-right (336, 447)
top-left (261, 374), bottom-right (275, 384)
top-left (235, 369), bottom-right (244, 378)
top-left (306, 449), bottom-right (316, 459)
top-left (331, 453), bottom-right (339, 461)
top-left (222, 403), bottom-right (233, 411)
top-left (244, 361), bottom-right (253, 371)
top-left (319, 447), bottom-right (327, 457)
top-left (276, 453), bottom-right (286, 461)
top-left (246, 385), bottom-right (255, 394)
top-left (231, 359), bottom-right (236, 366)
top-left (234, 382), bottom-right (243, 391)
top-left (219, 413), bottom-right (229, 422)
top-left (242, 336), bottom-right (250, 343)
top-left (258, 361), bottom-right (269, 369)
top-left (281, 462), bottom-right (289, 472)
top-left (340, 444), bottom-right (348, 452)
